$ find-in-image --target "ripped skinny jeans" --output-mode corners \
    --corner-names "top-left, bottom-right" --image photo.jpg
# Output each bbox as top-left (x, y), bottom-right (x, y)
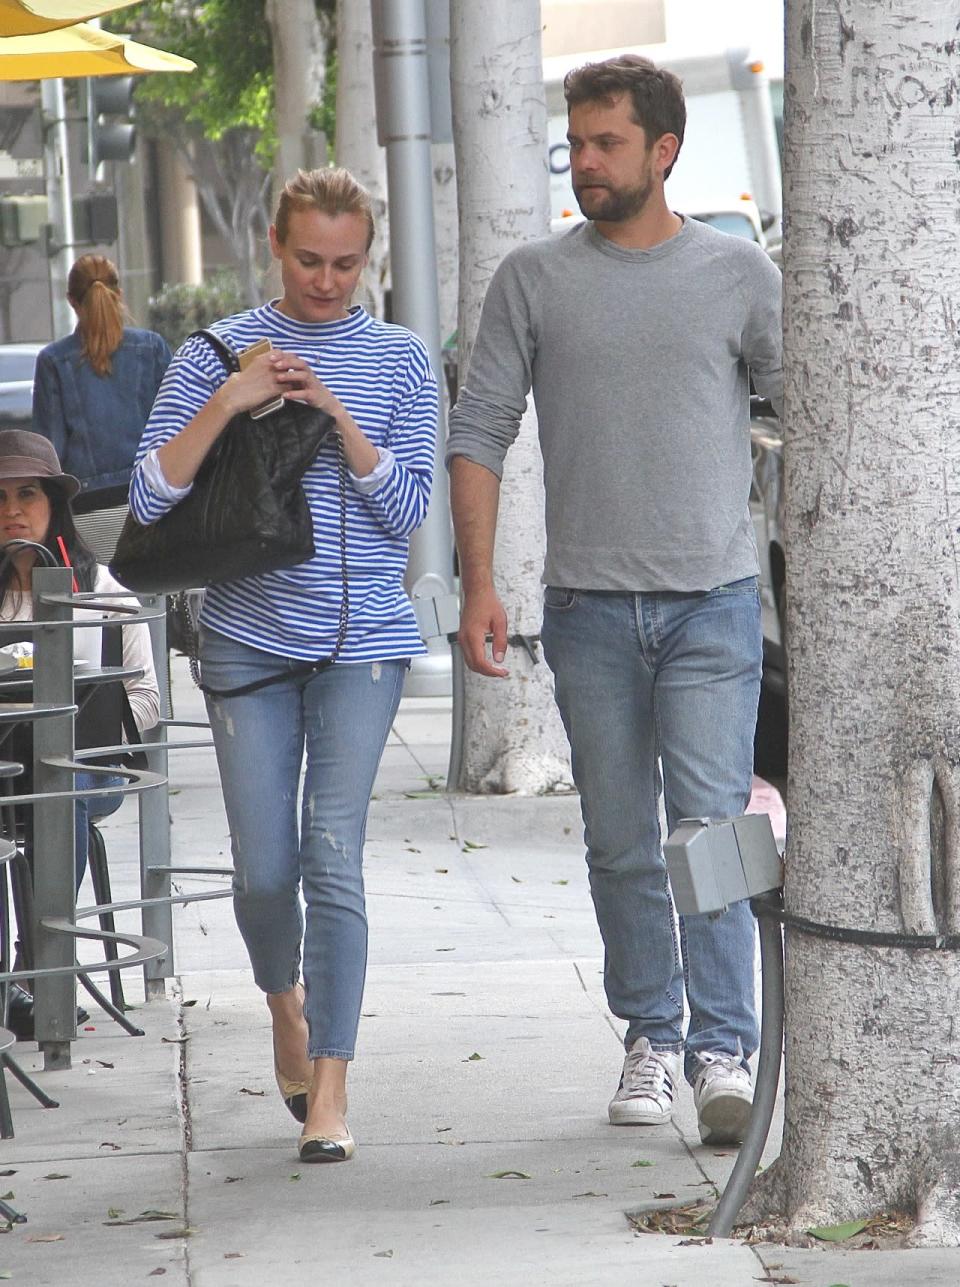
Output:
top-left (199, 626), bottom-right (406, 1060)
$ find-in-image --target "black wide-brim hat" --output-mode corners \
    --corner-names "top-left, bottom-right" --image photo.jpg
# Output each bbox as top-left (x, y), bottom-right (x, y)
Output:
top-left (0, 430), bottom-right (80, 500)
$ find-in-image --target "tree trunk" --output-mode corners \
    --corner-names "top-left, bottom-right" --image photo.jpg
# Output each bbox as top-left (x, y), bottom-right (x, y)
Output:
top-left (432, 140), bottom-right (458, 350)
top-left (752, 0), bottom-right (960, 1243)
top-left (334, 0), bottom-right (389, 318)
top-left (450, 0), bottom-right (573, 794)
top-left (266, 0), bottom-right (327, 187)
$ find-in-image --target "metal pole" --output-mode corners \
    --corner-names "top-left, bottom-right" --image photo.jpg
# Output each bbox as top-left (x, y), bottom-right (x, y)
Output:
top-left (40, 79), bottom-right (77, 339)
top-left (372, 0), bottom-right (457, 697)
top-left (32, 567), bottom-right (76, 1070)
top-left (140, 595), bottom-right (172, 999)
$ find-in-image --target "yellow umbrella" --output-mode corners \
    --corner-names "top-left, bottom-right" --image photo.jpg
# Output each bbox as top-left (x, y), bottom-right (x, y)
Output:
top-left (0, 0), bottom-right (138, 37)
top-left (0, 22), bottom-right (196, 79)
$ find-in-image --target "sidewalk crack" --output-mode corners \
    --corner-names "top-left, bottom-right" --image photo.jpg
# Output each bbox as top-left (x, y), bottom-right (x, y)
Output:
top-left (172, 977), bottom-right (196, 1285)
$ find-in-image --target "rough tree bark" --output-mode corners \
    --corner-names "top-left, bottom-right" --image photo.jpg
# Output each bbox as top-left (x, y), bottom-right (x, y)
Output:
top-left (450, 0), bottom-right (573, 793)
top-left (432, 139), bottom-right (458, 351)
top-left (749, 0), bottom-right (960, 1243)
top-left (334, 0), bottom-right (390, 318)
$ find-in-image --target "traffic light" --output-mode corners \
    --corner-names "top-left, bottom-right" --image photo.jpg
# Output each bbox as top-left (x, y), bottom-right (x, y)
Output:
top-left (71, 193), bottom-right (119, 245)
top-left (86, 76), bottom-right (137, 178)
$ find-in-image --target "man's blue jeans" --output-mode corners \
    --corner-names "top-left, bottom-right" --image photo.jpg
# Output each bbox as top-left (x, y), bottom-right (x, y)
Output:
top-left (540, 579), bottom-right (762, 1080)
top-left (199, 627), bottom-right (406, 1061)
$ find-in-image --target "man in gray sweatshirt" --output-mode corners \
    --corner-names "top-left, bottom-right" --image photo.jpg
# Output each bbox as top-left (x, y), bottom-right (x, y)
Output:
top-left (446, 55), bottom-right (783, 1147)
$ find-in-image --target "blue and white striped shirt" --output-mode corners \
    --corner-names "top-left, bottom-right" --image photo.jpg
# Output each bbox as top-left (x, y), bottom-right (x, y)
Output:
top-left (130, 303), bottom-right (437, 663)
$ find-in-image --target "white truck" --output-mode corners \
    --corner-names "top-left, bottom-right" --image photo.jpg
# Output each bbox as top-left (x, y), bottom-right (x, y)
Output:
top-left (543, 41), bottom-right (783, 238)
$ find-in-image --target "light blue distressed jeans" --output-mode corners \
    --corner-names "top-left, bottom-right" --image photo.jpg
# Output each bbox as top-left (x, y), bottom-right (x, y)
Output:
top-left (540, 579), bottom-right (762, 1082)
top-left (199, 627), bottom-right (406, 1061)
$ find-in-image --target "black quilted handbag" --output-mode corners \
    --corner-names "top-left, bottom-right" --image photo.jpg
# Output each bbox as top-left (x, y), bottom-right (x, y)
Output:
top-left (109, 329), bottom-right (336, 594)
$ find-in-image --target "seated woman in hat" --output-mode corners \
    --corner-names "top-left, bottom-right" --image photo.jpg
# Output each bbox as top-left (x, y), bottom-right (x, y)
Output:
top-left (0, 430), bottom-right (160, 1038)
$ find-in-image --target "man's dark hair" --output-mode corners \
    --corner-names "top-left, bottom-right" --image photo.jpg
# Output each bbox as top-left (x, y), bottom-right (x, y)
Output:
top-left (563, 55), bottom-right (686, 179)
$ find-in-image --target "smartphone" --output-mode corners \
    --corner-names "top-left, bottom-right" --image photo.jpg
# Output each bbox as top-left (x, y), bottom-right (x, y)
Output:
top-left (238, 338), bottom-right (284, 419)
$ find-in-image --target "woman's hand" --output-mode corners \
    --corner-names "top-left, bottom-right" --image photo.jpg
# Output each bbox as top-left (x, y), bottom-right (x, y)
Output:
top-left (268, 351), bottom-right (380, 478)
top-left (268, 351), bottom-right (342, 417)
top-left (216, 350), bottom-right (294, 417)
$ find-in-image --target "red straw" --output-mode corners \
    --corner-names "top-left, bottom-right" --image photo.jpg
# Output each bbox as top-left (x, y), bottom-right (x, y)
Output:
top-left (56, 536), bottom-right (79, 593)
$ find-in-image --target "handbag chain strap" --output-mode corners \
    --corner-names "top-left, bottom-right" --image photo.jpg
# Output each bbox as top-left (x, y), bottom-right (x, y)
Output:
top-left (181, 430), bottom-right (351, 699)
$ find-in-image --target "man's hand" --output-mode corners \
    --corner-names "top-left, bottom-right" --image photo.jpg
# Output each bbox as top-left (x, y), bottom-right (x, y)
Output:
top-left (458, 586), bottom-right (509, 678)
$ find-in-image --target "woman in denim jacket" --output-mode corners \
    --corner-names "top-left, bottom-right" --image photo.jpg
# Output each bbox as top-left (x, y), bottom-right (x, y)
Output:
top-left (32, 255), bottom-right (172, 498)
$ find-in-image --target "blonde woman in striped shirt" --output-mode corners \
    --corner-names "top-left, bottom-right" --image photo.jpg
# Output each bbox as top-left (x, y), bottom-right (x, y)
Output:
top-left (130, 168), bottom-right (437, 1165)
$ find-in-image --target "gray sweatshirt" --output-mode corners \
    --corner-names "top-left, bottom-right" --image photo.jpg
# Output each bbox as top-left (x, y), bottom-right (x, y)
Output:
top-left (446, 217), bottom-right (783, 592)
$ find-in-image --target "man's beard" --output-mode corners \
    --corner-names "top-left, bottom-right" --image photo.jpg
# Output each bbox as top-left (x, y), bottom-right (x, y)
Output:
top-left (574, 174), bottom-right (654, 222)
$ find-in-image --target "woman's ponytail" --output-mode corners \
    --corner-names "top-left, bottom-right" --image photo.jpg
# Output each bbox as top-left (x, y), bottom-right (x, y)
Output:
top-left (67, 254), bottom-right (125, 376)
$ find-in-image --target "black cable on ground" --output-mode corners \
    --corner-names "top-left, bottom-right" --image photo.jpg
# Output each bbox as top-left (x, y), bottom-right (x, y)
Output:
top-left (707, 890), bottom-right (785, 1238)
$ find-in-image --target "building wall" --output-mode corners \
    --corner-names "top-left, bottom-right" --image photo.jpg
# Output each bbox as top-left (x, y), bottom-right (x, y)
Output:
top-left (541, 0), bottom-right (665, 56)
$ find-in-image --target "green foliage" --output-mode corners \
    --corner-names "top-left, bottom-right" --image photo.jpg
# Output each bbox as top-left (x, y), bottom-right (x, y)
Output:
top-left (148, 271), bottom-right (246, 351)
top-left (127, 1), bottom-right (336, 163)
top-left (127, 2), bottom-right (274, 156)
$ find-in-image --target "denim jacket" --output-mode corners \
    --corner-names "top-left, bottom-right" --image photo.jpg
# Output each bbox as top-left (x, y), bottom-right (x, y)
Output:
top-left (31, 327), bottom-right (172, 495)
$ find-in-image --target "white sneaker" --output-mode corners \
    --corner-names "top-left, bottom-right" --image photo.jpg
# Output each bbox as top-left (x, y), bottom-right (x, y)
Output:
top-left (693, 1051), bottom-right (753, 1145)
top-left (608, 1037), bottom-right (683, 1126)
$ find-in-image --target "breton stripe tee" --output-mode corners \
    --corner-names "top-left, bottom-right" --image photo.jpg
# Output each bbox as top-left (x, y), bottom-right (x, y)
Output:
top-left (130, 303), bottom-right (437, 663)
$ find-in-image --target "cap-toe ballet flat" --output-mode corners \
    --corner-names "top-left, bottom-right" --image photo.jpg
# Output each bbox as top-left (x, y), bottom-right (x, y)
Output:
top-left (298, 1129), bottom-right (355, 1164)
top-left (275, 1063), bottom-right (311, 1124)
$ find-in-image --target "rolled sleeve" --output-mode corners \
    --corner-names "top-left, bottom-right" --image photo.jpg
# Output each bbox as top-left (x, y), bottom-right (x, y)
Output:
top-left (445, 251), bottom-right (537, 477)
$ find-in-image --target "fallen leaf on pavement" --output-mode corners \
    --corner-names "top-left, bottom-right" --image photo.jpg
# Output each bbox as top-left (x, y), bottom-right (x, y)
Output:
top-left (806, 1219), bottom-right (869, 1243)
top-left (487, 1171), bottom-right (530, 1180)
top-left (28, 1234), bottom-right (64, 1243)
top-left (463, 1052), bottom-right (484, 1061)
top-left (628, 1199), bottom-right (712, 1235)
top-left (104, 1210), bottom-right (178, 1226)
top-left (154, 1228), bottom-right (197, 1240)
top-left (41, 1173), bottom-right (70, 1181)
top-left (239, 1088), bottom-right (265, 1097)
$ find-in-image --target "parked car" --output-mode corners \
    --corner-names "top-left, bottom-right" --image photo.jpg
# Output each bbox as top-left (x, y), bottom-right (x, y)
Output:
top-left (0, 342), bottom-right (43, 431)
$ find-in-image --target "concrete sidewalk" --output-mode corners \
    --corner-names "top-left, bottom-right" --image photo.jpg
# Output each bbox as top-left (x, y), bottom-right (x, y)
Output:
top-left (1, 659), bottom-right (955, 1285)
